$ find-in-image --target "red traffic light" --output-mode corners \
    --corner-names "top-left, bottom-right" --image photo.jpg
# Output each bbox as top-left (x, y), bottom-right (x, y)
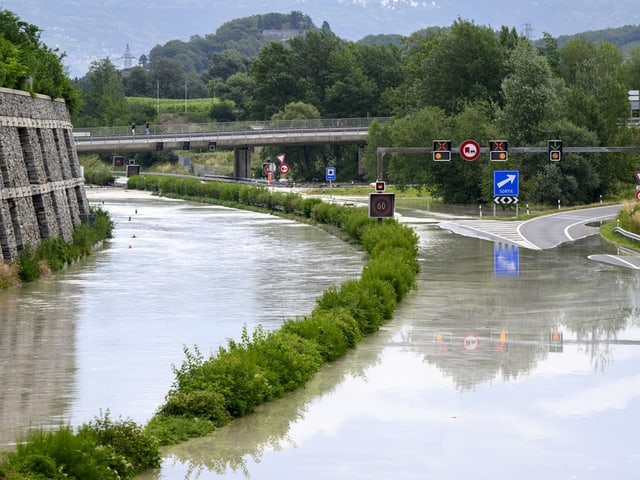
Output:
top-left (489, 140), bottom-right (508, 161)
top-left (433, 140), bottom-right (452, 161)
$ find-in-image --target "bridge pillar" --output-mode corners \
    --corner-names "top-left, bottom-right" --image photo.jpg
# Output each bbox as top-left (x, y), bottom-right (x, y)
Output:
top-left (358, 144), bottom-right (367, 176)
top-left (234, 146), bottom-right (251, 179)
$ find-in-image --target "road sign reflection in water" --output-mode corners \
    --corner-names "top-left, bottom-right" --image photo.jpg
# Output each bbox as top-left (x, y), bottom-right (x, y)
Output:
top-left (494, 243), bottom-right (519, 275)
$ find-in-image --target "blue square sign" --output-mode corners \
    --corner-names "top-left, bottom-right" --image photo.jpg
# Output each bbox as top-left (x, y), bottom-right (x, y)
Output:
top-left (326, 167), bottom-right (336, 181)
top-left (493, 170), bottom-right (519, 196)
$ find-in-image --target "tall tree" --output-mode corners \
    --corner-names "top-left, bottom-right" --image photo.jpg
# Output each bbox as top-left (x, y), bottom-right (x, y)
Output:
top-left (404, 19), bottom-right (507, 114)
top-left (0, 9), bottom-right (78, 110)
top-left (500, 39), bottom-right (555, 144)
top-left (249, 42), bottom-right (307, 119)
top-left (74, 58), bottom-right (126, 126)
top-left (149, 57), bottom-right (185, 99)
top-left (558, 38), bottom-right (628, 144)
top-left (288, 29), bottom-right (343, 110)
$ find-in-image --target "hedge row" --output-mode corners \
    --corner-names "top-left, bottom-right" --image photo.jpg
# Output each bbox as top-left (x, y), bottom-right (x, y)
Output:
top-left (130, 176), bottom-right (420, 445)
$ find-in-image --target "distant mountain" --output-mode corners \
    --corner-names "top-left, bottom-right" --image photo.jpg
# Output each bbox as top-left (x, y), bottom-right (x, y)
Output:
top-left (2, 0), bottom-right (640, 77)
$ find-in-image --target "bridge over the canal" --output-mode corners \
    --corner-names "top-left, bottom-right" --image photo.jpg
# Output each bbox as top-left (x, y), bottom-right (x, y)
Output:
top-left (73, 117), bottom-right (388, 178)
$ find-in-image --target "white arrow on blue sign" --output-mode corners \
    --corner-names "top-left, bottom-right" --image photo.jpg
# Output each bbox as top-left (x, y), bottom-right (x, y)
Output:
top-left (493, 170), bottom-right (519, 196)
top-left (494, 243), bottom-right (519, 276)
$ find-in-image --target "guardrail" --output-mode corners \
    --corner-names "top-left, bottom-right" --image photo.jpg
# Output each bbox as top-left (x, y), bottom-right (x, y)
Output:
top-left (72, 117), bottom-right (390, 138)
top-left (614, 226), bottom-right (640, 243)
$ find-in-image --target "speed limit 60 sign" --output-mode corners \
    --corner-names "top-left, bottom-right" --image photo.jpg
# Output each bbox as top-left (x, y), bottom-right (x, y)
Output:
top-left (369, 193), bottom-right (395, 218)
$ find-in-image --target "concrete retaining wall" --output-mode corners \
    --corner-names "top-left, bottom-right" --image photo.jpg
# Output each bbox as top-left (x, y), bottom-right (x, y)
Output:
top-left (0, 87), bottom-right (88, 260)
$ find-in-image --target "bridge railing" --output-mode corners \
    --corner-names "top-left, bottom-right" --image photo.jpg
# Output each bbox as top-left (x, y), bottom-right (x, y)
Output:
top-left (72, 117), bottom-right (390, 138)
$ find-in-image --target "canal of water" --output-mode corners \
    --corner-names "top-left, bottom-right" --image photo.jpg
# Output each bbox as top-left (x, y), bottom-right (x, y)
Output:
top-left (1, 189), bottom-right (639, 479)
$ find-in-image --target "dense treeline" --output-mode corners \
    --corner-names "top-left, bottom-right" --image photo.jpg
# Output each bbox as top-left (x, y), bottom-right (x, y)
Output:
top-left (71, 15), bottom-right (640, 205)
top-left (3, 7), bottom-right (640, 203)
top-left (0, 9), bottom-right (79, 111)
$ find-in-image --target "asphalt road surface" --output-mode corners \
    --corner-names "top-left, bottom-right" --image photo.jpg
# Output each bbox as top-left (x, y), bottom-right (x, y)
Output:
top-left (438, 204), bottom-right (640, 270)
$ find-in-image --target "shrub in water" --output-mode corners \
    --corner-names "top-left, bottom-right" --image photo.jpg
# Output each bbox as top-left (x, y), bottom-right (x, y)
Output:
top-left (77, 410), bottom-right (161, 477)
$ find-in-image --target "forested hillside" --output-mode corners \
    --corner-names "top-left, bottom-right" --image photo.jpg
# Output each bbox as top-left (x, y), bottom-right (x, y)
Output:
top-left (3, 7), bottom-right (640, 208)
top-left (69, 15), bottom-right (640, 207)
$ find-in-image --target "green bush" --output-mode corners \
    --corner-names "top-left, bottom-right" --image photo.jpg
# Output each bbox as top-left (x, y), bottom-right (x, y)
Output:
top-left (343, 209), bottom-right (375, 241)
top-left (77, 411), bottom-right (161, 477)
top-left (36, 237), bottom-right (71, 271)
top-left (16, 246), bottom-right (40, 282)
top-left (133, 179), bottom-right (421, 448)
top-left (250, 329), bottom-right (323, 394)
top-left (618, 202), bottom-right (640, 235)
top-left (314, 279), bottom-right (389, 334)
top-left (361, 248), bottom-right (418, 302)
top-left (159, 389), bottom-right (230, 423)
top-left (1, 426), bottom-right (118, 480)
top-left (145, 414), bottom-right (217, 446)
top-left (281, 308), bottom-right (361, 361)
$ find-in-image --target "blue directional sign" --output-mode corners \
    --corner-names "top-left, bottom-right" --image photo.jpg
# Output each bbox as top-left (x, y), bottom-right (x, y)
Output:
top-left (326, 167), bottom-right (336, 181)
top-left (493, 170), bottom-right (519, 196)
top-left (494, 243), bottom-right (519, 276)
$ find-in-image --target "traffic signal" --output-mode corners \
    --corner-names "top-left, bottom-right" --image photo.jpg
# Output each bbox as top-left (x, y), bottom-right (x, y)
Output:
top-left (375, 180), bottom-right (386, 192)
top-left (549, 139), bottom-right (562, 161)
top-left (432, 140), bottom-right (452, 161)
top-left (434, 332), bottom-right (452, 352)
top-left (549, 330), bottom-right (564, 353)
top-left (492, 330), bottom-right (509, 352)
top-left (489, 140), bottom-right (508, 161)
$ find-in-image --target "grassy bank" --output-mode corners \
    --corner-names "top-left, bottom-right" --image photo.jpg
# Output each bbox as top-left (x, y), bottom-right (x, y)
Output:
top-left (0, 208), bottom-right (114, 290)
top-left (601, 201), bottom-right (640, 252)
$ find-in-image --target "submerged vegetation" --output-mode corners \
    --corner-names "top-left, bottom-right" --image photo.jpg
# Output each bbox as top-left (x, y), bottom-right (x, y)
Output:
top-left (0, 411), bottom-right (160, 479)
top-left (0, 179), bottom-right (420, 476)
top-left (0, 208), bottom-right (114, 289)
top-left (128, 176), bottom-right (419, 445)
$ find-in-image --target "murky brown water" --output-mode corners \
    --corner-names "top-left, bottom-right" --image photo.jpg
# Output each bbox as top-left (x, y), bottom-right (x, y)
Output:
top-left (0, 189), bottom-right (365, 447)
top-left (2, 190), bottom-right (640, 479)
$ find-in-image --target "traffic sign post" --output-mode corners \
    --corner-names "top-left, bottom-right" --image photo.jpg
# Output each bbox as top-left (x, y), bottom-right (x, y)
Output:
top-left (278, 162), bottom-right (290, 175)
top-left (493, 170), bottom-right (519, 196)
top-left (433, 140), bottom-right (452, 161)
top-left (459, 139), bottom-right (481, 162)
top-left (326, 166), bottom-right (336, 197)
top-left (489, 140), bottom-right (508, 161)
top-left (369, 193), bottom-right (395, 219)
top-left (549, 140), bottom-right (563, 161)
top-left (493, 170), bottom-right (519, 216)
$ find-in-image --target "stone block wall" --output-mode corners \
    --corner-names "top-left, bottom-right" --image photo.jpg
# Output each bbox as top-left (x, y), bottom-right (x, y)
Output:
top-left (0, 87), bottom-right (88, 260)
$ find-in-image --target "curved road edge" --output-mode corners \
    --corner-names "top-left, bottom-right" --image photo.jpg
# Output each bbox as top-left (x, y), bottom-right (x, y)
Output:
top-left (438, 204), bottom-right (640, 270)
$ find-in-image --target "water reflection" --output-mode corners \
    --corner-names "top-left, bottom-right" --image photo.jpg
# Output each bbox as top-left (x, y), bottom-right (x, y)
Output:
top-left (0, 189), bottom-right (365, 449)
top-left (0, 277), bottom-right (80, 446)
top-left (142, 222), bottom-right (640, 480)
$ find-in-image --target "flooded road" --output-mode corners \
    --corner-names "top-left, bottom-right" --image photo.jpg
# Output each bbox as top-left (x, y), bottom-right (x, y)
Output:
top-left (142, 206), bottom-right (640, 479)
top-left (2, 190), bottom-right (640, 479)
top-left (0, 189), bottom-right (365, 447)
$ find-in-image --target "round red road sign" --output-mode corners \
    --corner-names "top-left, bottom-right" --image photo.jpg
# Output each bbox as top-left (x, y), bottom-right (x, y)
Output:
top-left (636, 189), bottom-right (640, 201)
top-left (279, 162), bottom-right (290, 175)
top-left (462, 333), bottom-right (480, 351)
top-left (459, 139), bottom-right (481, 162)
